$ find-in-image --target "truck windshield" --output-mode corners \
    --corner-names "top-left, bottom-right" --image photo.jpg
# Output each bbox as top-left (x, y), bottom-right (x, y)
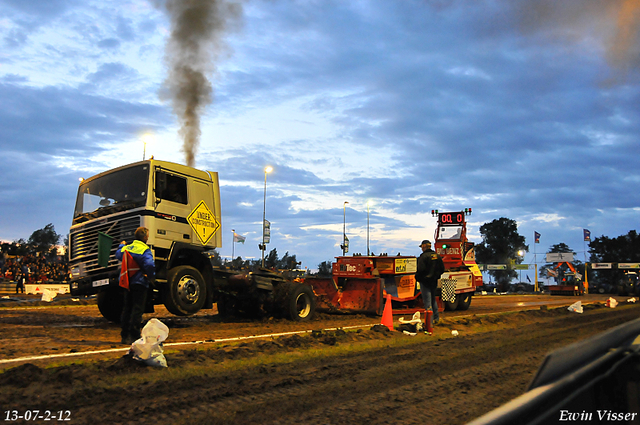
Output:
top-left (438, 226), bottom-right (463, 240)
top-left (73, 164), bottom-right (149, 223)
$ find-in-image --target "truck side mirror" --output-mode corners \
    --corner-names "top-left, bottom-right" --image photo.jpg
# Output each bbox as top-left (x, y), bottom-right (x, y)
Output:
top-left (154, 171), bottom-right (165, 208)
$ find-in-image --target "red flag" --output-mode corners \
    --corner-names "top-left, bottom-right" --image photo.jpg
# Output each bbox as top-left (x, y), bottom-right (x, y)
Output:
top-left (119, 250), bottom-right (140, 290)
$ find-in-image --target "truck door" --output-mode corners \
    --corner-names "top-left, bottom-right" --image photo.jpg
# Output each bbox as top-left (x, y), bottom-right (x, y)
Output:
top-left (187, 177), bottom-right (221, 249)
top-left (153, 169), bottom-right (191, 246)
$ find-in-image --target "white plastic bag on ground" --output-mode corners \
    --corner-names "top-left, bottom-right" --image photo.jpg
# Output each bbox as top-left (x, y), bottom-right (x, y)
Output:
top-left (41, 289), bottom-right (57, 302)
top-left (568, 301), bottom-right (583, 313)
top-left (606, 297), bottom-right (618, 308)
top-left (131, 318), bottom-right (169, 367)
top-left (399, 311), bottom-right (421, 325)
top-left (398, 311), bottom-right (423, 333)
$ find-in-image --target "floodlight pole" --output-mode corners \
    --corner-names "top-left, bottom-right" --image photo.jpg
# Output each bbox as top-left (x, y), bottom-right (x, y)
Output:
top-left (261, 166), bottom-right (272, 267)
top-left (367, 203), bottom-right (370, 256)
top-left (342, 201), bottom-right (349, 256)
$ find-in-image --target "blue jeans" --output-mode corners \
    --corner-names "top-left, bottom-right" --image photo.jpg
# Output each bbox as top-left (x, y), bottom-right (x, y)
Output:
top-left (421, 284), bottom-right (439, 322)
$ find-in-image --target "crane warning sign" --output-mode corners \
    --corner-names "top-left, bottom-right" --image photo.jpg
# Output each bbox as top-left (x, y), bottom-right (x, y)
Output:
top-left (187, 201), bottom-right (220, 245)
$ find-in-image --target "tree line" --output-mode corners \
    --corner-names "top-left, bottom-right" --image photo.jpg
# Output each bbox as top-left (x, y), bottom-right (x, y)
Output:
top-left (1, 223), bottom-right (64, 260)
top-left (209, 248), bottom-right (303, 271)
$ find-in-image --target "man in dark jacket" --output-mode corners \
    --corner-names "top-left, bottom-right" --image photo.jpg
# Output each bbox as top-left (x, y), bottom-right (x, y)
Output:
top-left (116, 227), bottom-right (155, 344)
top-left (415, 240), bottom-right (444, 325)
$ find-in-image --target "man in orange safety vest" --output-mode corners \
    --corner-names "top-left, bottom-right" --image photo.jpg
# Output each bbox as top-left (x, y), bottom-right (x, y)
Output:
top-left (116, 227), bottom-right (155, 345)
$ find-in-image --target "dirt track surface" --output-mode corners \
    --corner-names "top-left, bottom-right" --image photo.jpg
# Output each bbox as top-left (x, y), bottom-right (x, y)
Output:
top-left (1, 294), bottom-right (639, 424)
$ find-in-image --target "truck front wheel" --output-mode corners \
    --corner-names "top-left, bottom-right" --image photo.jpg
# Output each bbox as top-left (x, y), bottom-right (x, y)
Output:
top-left (97, 287), bottom-right (124, 323)
top-left (287, 283), bottom-right (316, 321)
top-left (163, 266), bottom-right (206, 316)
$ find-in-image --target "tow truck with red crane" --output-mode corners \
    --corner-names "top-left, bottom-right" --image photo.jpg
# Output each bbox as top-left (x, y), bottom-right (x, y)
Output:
top-left (548, 261), bottom-right (586, 296)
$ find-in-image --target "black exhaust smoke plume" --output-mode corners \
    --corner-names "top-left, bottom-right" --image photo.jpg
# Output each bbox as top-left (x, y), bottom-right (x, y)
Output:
top-left (159, 0), bottom-right (242, 167)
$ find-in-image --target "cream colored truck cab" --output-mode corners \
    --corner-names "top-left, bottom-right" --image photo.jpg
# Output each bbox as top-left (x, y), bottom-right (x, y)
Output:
top-left (69, 159), bottom-right (316, 323)
top-left (69, 159), bottom-right (222, 321)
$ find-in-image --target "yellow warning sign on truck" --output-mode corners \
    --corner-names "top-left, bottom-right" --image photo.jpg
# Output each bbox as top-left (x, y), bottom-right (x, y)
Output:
top-left (187, 200), bottom-right (220, 245)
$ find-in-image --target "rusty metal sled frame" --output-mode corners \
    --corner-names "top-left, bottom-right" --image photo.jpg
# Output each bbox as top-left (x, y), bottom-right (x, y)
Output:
top-left (306, 255), bottom-right (443, 316)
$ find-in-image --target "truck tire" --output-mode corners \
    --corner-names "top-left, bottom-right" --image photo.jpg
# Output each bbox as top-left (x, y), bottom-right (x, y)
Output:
top-left (458, 293), bottom-right (472, 311)
top-left (163, 266), bottom-right (206, 316)
top-left (286, 283), bottom-right (316, 321)
top-left (97, 287), bottom-right (124, 323)
top-left (444, 295), bottom-right (459, 311)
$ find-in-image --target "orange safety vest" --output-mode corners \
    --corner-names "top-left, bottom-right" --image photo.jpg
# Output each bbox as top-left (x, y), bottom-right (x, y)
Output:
top-left (119, 250), bottom-right (141, 290)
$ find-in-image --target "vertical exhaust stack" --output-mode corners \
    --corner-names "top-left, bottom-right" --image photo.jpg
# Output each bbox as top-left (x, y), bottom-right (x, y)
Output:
top-left (159, 0), bottom-right (243, 167)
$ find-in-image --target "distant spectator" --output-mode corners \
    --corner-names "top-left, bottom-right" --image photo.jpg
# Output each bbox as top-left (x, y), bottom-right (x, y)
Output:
top-left (15, 272), bottom-right (25, 294)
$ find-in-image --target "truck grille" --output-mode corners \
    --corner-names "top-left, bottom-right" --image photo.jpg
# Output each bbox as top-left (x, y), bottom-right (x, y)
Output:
top-left (70, 216), bottom-right (140, 272)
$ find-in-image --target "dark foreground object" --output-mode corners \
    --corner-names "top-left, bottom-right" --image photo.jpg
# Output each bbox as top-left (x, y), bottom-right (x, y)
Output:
top-left (471, 316), bottom-right (640, 424)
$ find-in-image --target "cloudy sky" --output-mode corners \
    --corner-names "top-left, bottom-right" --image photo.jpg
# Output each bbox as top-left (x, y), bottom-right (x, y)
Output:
top-left (1, 0), bottom-right (639, 277)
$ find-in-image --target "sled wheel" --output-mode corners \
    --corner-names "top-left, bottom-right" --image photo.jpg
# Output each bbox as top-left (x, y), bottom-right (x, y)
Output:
top-left (216, 293), bottom-right (236, 318)
top-left (163, 266), bottom-right (206, 316)
top-left (287, 283), bottom-right (316, 321)
top-left (444, 294), bottom-right (459, 311)
top-left (97, 287), bottom-right (124, 323)
top-left (457, 293), bottom-right (472, 311)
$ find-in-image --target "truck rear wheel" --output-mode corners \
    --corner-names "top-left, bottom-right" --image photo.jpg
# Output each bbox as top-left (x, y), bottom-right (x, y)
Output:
top-left (163, 266), bottom-right (206, 316)
top-left (444, 295), bottom-right (459, 311)
top-left (287, 283), bottom-right (316, 321)
top-left (458, 293), bottom-right (472, 311)
top-left (97, 287), bottom-right (124, 323)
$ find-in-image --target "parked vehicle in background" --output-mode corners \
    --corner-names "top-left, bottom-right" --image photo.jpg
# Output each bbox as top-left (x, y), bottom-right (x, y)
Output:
top-left (594, 281), bottom-right (614, 294)
top-left (617, 271), bottom-right (639, 296)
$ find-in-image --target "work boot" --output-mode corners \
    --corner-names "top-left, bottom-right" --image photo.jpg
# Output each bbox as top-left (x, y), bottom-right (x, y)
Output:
top-left (121, 331), bottom-right (135, 345)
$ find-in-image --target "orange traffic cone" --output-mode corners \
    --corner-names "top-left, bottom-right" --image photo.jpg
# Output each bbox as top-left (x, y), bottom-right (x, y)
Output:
top-left (381, 294), bottom-right (394, 331)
